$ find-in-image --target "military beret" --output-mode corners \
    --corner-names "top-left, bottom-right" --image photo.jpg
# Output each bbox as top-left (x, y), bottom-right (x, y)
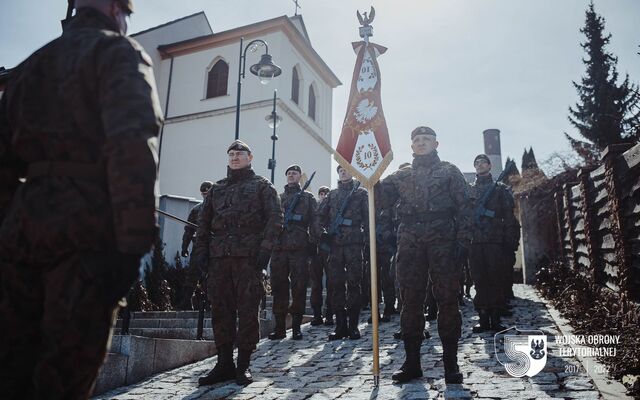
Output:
top-left (285, 164), bottom-right (302, 175)
top-left (116, 0), bottom-right (134, 14)
top-left (227, 140), bottom-right (252, 154)
top-left (200, 181), bottom-right (213, 192)
top-left (318, 186), bottom-right (330, 195)
top-left (474, 154), bottom-right (491, 164)
top-left (411, 126), bottom-right (437, 140)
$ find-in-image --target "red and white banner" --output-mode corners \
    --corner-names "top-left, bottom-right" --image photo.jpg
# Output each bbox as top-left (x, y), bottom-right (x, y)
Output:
top-left (335, 41), bottom-right (393, 187)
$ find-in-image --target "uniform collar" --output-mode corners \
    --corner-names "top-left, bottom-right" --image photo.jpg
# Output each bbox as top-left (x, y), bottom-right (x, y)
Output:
top-left (475, 173), bottom-right (494, 185)
top-left (64, 8), bottom-right (121, 34)
top-left (284, 183), bottom-right (301, 194)
top-left (226, 166), bottom-right (255, 183)
top-left (412, 150), bottom-right (440, 169)
top-left (338, 179), bottom-right (355, 191)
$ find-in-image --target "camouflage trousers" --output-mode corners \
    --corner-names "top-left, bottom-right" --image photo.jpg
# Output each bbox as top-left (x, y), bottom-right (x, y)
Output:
top-left (469, 243), bottom-right (506, 310)
top-left (310, 251), bottom-right (332, 315)
top-left (0, 251), bottom-right (139, 400)
top-left (270, 249), bottom-right (309, 315)
top-left (328, 244), bottom-right (363, 313)
top-left (362, 250), bottom-right (395, 310)
top-left (207, 257), bottom-right (263, 351)
top-left (397, 235), bottom-right (461, 343)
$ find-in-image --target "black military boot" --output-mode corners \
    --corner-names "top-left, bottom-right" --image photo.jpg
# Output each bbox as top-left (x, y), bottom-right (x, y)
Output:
top-left (472, 310), bottom-right (490, 333)
top-left (291, 314), bottom-right (303, 340)
top-left (328, 310), bottom-right (348, 341)
top-left (198, 345), bottom-right (235, 386)
top-left (235, 348), bottom-right (253, 386)
top-left (268, 313), bottom-right (286, 340)
top-left (348, 308), bottom-right (361, 339)
top-left (392, 339), bottom-right (423, 383)
top-left (489, 309), bottom-right (506, 332)
top-left (310, 308), bottom-right (324, 326)
top-left (499, 307), bottom-right (513, 317)
top-left (442, 339), bottom-right (463, 384)
top-left (381, 305), bottom-right (395, 322)
top-left (324, 314), bottom-right (334, 326)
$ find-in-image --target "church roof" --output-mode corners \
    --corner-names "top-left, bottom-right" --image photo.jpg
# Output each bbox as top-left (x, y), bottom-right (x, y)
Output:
top-left (157, 15), bottom-right (341, 88)
top-left (131, 11), bottom-right (213, 38)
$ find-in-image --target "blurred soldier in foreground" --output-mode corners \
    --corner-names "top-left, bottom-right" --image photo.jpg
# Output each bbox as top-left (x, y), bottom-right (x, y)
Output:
top-left (193, 140), bottom-right (282, 386)
top-left (377, 126), bottom-right (471, 384)
top-left (318, 166), bottom-right (368, 341)
top-left (181, 181), bottom-right (213, 258)
top-left (0, 0), bottom-right (162, 398)
top-left (469, 154), bottom-right (519, 333)
top-left (269, 165), bottom-right (320, 340)
top-left (310, 186), bottom-right (334, 326)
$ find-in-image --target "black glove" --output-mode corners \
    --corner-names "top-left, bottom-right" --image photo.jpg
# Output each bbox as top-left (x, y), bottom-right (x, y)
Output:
top-left (256, 249), bottom-right (271, 270)
top-left (181, 249), bottom-right (189, 257)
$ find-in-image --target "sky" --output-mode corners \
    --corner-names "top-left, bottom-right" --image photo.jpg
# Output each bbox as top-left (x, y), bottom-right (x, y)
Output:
top-left (1, 0), bottom-right (639, 176)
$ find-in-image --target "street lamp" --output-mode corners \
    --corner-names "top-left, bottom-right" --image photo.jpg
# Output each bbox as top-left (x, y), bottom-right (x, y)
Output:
top-left (235, 38), bottom-right (282, 140)
top-left (265, 90), bottom-right (282, 184)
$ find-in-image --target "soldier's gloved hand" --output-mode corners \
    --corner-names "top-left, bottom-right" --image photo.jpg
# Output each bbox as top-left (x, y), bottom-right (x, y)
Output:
top-left (256, 249), bottom-right (271, 270)
top-left (181, 249), bottom-right (189, 257)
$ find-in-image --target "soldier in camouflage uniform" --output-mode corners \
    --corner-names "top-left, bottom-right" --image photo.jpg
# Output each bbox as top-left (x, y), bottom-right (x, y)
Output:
top-left (468, 154), bottom-right (520, 333)
top-left (318, 166), bottom-right (368, 341)
top-left (193, 140), bottom-right (282, 386)
top-left (269, 165), bottom-right (320, 340)
top-left (181, 181), bottom-right (213, 257)
top-left (377, 126), bottom-right (471, 384)
top-left (366, 207), bottom-right (396, 323)
top-left (310, 186), bottom-right (334, 326)
top-left (0, 1), bottom-right (162, 398)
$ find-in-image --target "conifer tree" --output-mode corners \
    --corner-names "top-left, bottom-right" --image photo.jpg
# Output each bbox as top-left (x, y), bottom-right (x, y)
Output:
top-left (566, 3), bottom-right (640, 164)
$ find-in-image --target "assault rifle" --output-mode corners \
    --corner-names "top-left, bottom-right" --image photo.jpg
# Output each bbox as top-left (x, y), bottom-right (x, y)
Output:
top-left (319, 180), bottom-right (361, 252)
top-left (474, 159), bottom-right (516, 229)
top-left (282, 171), bottom-right (316, 231)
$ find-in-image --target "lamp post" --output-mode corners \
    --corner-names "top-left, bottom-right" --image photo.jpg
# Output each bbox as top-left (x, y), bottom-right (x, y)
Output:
top-left (235, 38), bottom-right (282, 140)
top-left (265, 90), bottom-right (283, 183)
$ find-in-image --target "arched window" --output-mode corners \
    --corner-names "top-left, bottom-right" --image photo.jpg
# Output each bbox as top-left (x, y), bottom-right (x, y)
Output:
top-left (291, 67), bottom-right (300, 104)
top-left (308, 84), bottom-right (316, 121)
top-left (206, 60), bottom-right (228, 99)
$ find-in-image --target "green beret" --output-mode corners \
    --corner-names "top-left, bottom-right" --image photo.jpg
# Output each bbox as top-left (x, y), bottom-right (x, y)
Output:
top-left (411, 126), bottom-right (437, 140)
top-left (199, 181), bottom-right (213, 192)
top-left (474, 154), bottom-right (491, 164)
top-left (227, 140), bottom-right (252, 154)
top-left (285, 164), bottom-right (302, 175)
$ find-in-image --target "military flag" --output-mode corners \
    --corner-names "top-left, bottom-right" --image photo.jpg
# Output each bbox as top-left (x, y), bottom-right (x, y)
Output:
top-left (333, 7), bottom-right (392, 387)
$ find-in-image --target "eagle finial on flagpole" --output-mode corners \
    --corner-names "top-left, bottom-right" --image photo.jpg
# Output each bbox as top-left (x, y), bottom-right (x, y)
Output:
top-left (357, 6), bottom-right (375, 43)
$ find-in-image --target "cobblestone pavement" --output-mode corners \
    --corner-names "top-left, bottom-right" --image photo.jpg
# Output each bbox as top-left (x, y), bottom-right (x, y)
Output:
top-left (94, 284), bottom-right (604, 399)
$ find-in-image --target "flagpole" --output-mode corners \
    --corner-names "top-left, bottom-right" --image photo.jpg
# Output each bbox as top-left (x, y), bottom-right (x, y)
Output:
top-left (367, 187), bottom-right (380, 387)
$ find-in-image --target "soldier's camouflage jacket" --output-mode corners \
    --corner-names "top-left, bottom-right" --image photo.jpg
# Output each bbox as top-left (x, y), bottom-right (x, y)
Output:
top-left (469, 174), bottom-right (520, 247)
top-left (375, 207), bottom-right (396, 255)
top-left (275, 183), bottom-right (321, 251)
top-left (377, 151), bottom-right (472, 244)
top-left (193, 167), bottom-right (282, 261)
top-left (318, 179), bottom-right (369, 246)
top-left (0, 8), bottom-right (163, 261)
